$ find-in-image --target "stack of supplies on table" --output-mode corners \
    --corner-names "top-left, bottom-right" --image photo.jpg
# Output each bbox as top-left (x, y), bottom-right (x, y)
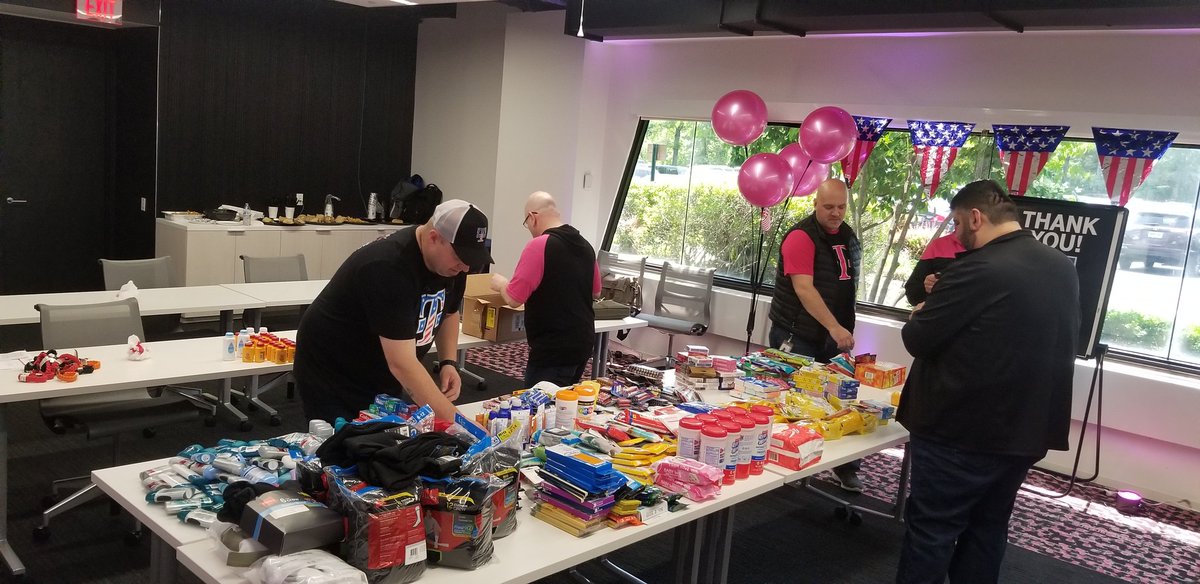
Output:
top-left (533, 444), bottom-right (627, 536)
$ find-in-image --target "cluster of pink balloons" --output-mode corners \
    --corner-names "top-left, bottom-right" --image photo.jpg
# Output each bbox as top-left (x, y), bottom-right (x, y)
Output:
top-left (713, 90), bottom-right (857, 208)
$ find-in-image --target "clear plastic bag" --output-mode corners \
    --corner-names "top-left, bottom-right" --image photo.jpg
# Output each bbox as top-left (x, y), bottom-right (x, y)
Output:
top-left (249, 549), bottom-right (367, 584)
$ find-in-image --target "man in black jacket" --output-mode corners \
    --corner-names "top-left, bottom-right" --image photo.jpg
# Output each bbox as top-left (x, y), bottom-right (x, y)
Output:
top-left (896, 180), bottom-right (1080, 584)
top-left (491, 191), bottom-right (601, 387)
top-left (768, 178), bottom-right (864, 491)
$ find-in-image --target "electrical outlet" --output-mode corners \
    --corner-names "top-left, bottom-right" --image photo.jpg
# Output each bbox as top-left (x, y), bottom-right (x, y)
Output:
top-left (140, 197), bottom-right (147, 212)
top-left (295, 193), bottom-right (304, 207)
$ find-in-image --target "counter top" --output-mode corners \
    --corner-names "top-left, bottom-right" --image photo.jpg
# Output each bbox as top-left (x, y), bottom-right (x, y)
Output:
top-left (155, 218), bottom-right (409, 232)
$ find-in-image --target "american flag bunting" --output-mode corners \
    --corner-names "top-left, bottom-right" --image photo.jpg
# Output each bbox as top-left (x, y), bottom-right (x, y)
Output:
top-left (993, 125), bottom-right (1070, 196)
top-left (1092, 127), bottom-right (1178, 207)
top-left (908, 120), bottom-right (975, 198)
top-left (839, 116), bottom-right (892, 188)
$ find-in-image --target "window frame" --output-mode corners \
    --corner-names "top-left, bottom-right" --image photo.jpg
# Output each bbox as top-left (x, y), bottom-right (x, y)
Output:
top-left (603, 117), bottom-right (1200, 374)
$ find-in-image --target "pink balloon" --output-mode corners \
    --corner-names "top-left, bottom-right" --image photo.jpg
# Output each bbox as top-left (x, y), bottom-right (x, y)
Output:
top-left (798, 106), bottom-right (858, 164)
top-left (711, 90), bottom-right (768, 146)
top-left (738, 153), bottom-right (793, 207)
top-left (778, 143), bottom-right (831, 198)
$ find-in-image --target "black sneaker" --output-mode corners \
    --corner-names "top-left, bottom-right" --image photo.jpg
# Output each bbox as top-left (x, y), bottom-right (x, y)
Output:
top-left (831, 468), bottom-right (863, 493)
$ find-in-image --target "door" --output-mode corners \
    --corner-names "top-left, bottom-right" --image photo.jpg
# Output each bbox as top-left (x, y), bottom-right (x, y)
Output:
top-left (0, 17), bottom-right (110, 294)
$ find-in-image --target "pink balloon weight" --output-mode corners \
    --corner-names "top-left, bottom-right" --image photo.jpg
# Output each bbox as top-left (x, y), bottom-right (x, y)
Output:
top-left (777, 143), bottom-right (831, 198)
top-left (798, 106), bottom-right (858, 164)
top-left (711, 90), bottom-right (768, 146)
top-left (738, 153), bottom-right (793, 208)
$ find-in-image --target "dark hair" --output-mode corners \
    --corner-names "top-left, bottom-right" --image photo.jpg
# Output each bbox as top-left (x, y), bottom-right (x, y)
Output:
top-left (950, 179), bottom-right (1018, 224)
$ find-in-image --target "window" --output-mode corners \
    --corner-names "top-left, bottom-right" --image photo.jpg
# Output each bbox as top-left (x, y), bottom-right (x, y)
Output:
top-left (606, 118), bottom-right (1200, 369)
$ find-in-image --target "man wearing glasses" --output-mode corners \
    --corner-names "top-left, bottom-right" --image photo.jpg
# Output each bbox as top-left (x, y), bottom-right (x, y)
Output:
top-left (491, 191), bottom-right (601, 387)
top-left (897, 180), bottom-right (1080, 583)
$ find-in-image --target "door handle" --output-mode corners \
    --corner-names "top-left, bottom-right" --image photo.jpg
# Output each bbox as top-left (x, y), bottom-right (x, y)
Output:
top-left (6, 197), bottom-right (27, 205)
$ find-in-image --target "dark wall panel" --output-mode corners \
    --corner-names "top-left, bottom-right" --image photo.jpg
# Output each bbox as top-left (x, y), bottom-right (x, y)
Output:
top-left (158, 0), bottom-right (421, 217)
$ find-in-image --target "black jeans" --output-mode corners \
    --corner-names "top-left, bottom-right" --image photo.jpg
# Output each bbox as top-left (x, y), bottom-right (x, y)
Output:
top-left (524, 361), bottom-right (588, 388)
top-left (897, 436), bottom-right (1040, 584)
top-left (767, 322), bottom-right (860, 474)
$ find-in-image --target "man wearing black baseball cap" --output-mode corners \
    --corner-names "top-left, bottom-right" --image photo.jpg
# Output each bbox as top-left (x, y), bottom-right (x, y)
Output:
top-left (295, 199), bottom-right (492, 422)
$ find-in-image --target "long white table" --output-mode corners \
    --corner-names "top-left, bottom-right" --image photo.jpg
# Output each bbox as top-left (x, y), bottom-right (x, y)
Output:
top-left (172, 388), bottom-right (909, 584)
top-left (0, 329), bottom-right (489, 578)
top-left (0, 286), bottom-right (264, 332)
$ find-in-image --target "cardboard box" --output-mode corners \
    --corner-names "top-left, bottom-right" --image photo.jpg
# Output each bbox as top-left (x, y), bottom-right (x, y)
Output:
top-left (239, 490), bottom-right (346, 556)
top-left (854, 361), bottom-right (907, 389)
top-left (462, 274), bottom-right (526, 342)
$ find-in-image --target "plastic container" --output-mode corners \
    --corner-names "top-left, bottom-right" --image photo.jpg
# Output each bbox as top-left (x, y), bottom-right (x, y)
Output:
top-left (699, 425), bottom-right (728, 472)
top-left (221, 332), bottom-right (236, 361)
top-left (750, 405), bottom-right (775, 419)
top-left (694, 413), bottom-right (720, 426)
top-left (555, 390), bottom-right (579, 430)
top-left (717, 420), bottom-right (742, 485)
top-left (732, 415), bottom-right (756, 480)
top-left (574, 384), bottom-right (598, 420)
top-left (710, 409), bottom-right (735, 423)
top-left (677, 417), bottom-right (704, 461)
top-left (749, 412), bottom-right (772, 475)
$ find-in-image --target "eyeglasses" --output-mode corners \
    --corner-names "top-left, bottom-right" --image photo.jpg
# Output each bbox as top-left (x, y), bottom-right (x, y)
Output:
top-left (522, 211), bottom-right (538, 227)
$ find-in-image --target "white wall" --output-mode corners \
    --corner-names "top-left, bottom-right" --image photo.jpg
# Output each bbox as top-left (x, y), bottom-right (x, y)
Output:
top-left (414, 15), bottom-right (1200, 507)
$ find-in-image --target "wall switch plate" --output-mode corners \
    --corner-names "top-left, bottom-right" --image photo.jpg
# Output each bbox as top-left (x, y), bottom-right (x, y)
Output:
top-left (140, 197), bottom-right (147, 211)
top-left (295, 193), bottom-right (304, 207)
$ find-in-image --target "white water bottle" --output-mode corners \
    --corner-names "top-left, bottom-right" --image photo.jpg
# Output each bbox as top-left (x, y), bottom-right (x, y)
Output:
top-left (222, 332), bottom-right (236, 361)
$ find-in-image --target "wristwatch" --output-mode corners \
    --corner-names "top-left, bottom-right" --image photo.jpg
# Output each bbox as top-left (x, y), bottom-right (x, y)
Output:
top-left (437, 359), bottom-right (459, 372)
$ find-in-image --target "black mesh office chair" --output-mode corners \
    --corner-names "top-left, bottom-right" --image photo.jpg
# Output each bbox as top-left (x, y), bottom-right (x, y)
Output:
top-left (32, 298), bottom-right (200, 541)
top-left (236, 254), bottom-right (308, 425)
top-left (638, 262), bottom-right (716, 366)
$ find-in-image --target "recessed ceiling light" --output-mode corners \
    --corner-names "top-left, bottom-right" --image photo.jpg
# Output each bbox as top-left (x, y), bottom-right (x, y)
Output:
top-left (390, 0), bottom-right (416, 5)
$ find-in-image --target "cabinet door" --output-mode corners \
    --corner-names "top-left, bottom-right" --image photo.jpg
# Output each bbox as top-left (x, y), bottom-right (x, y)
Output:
top-left (319, 230), bottom-right (369, 279)
top-left (280, 231), bottom-right (324, 280)
top-left (185, 231), bottom-right (237, 285)
top-left (231, 230), bottom-right (282, 283)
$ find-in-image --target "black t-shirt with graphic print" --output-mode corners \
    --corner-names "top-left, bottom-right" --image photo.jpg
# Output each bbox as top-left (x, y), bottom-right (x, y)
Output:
top-left (295, 226), bottom-right (465, 422)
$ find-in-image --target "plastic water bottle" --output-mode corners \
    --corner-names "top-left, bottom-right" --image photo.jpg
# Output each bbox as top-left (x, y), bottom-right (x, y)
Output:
top-left (366, 192), bottom-right (378, 221)
top-left (242, 203), bottom-right (253, 226)
top-left (222, 332), bottom-right (236, 361)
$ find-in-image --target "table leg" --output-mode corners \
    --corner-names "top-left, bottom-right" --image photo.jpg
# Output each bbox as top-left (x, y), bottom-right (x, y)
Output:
top-left (149, 531), bottom-right (177, 584)
top-left (672, 519), bottom-right (703, 584)
top-left (458, 348), bottom-right (487, 391)
top-left (219, 309), bottom-right (233, 333)
top-left (592, 331), bottom-right (611, 378)
top-left (698, 507), bottom-right (734, 584)
top-left (0, 405), bottom-right (27, 576)
top-left (220, 378), bottom-right (250, 428)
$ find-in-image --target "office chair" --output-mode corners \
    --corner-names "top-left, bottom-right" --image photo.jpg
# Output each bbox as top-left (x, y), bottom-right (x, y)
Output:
top-left (99, 256), bottom-right (220, 421)
top-left (638, 262), bottom-right (716, 367)
top-left (99, 256), bottom-right (183, 340)
top-left (32, 298), bottom-right (201, 542)
top-left (597, 250), bottom-right (647, 310)
top-left (236, 254), bottom-right (308, 425)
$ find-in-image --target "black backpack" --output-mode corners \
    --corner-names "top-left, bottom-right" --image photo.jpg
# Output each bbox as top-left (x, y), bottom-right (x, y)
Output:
top-left (389, 174), bottom-right (443, 224)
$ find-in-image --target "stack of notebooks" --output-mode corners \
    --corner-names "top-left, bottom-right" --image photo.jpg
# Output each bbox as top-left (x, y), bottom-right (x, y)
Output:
top-left (532, 444), bottom-right (627, 537)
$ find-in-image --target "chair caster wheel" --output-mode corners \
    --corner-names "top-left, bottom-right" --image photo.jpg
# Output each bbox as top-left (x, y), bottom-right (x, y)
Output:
top-left (32, 526), bottom-right (50, 542)
top-left (833, 506), bottom-right (849, 520)
top-left (239, 420), bottom-right (254, 432)
top-left (848, 511), bottom-right (863, 526)
top-left (204, 416), bottom-right (217, 427)
top-left (269, 415), bottom-right (282, 427)
top-left (477, 381), bottom-right (487, 392)
top-left (125, 530), bottom-right (144, 546)
top-left (143, 427), bottom-right (157, 439)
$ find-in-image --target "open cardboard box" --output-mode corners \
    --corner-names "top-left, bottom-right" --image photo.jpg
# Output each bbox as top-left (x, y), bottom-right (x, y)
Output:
top-left (462, 273), bottom-right (526, 342)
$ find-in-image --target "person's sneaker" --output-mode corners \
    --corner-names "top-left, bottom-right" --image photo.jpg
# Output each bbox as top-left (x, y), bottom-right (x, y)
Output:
top-left (831, 468), bottom-right (863, 493)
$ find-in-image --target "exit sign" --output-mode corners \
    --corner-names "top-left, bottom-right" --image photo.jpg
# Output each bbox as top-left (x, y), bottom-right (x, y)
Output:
top-left (77, 0), bottom-right (123, 24)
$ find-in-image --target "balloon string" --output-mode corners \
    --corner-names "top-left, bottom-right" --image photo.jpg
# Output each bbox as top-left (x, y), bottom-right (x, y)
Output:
top-left (789, 159), bottom-right (813, 198)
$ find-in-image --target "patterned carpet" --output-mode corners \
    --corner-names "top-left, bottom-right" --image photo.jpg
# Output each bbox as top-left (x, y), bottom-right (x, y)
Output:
top-left (824, 446), bottom-right (1200, 584)
top-left (468, 343), bottom-right (1200, 584)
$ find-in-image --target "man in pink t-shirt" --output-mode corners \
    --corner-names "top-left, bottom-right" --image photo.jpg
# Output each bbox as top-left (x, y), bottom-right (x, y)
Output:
top-left (490, 192), bottom-right (602, 387)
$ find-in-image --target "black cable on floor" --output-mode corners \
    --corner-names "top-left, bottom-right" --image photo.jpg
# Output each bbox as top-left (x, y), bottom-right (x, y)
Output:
top-left (1023, 344), bottom-right (1106, 499)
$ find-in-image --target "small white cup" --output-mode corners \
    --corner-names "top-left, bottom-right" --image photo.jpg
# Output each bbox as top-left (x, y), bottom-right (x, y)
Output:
top-left (284, 206), bottom-right (295, 219)
top-left (268, 206), bottom-right (279, 219)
